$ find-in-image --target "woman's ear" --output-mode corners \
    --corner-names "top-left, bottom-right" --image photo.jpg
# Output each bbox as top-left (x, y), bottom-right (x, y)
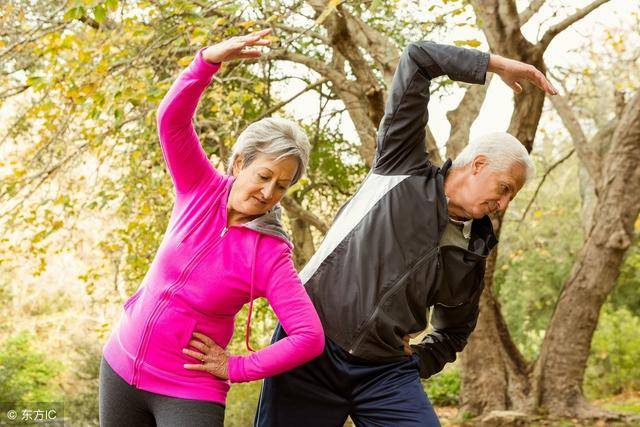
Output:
top-left (232, 155), bottom-right (245, 177)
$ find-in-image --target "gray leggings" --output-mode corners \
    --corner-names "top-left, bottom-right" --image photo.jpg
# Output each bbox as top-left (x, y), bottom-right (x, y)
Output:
top-left (99, 356), bottom-right (225, 427)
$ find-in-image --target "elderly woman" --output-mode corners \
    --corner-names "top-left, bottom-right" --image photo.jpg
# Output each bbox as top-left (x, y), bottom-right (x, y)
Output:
top-left (99, 29), bottom-right (324, 426)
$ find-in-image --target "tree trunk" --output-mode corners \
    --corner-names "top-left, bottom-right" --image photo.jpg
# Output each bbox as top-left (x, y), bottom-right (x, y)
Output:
top-left (291, 217), bottom-right (316, 270)
top-left (459, 0), bottom-right (617, 417)
top-left (533, 90), bottom-right (640, 416)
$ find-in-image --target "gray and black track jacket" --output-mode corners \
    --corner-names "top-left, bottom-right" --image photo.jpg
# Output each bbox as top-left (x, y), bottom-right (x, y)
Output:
top-left (300, 41), bottom-right (498, 379)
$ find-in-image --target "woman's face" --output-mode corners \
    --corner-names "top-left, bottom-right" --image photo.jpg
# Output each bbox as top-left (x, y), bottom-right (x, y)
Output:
top-left (229, 153), bottom-right (299, 218)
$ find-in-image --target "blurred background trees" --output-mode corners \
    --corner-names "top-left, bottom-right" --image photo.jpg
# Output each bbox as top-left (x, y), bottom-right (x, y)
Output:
top-left (1, 1), bottom-right (638, 425)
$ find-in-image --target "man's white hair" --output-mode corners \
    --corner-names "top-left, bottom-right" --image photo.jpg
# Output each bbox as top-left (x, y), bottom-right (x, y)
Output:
top-left (451, 132), bottom-right (536, 183)
top-left (227, 117), bottom-right (311, 185)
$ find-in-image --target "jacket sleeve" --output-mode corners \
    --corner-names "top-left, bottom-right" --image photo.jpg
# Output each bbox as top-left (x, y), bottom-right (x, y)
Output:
top-left (410, 283), bottom-right (483, 379)
top-left (156, 49), bottom-right (223, 194)
top-left (373, 41), bottom-right (489, 176)
top-left (227, 249), bottom-right (325, 383)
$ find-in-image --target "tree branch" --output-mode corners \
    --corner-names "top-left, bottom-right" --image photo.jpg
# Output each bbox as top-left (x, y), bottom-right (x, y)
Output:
top-left (425, 127), bottom-right (443, 166)
top-left (538, 0), bottom-right (610, 49)
top-left (280, 196), bottom-right (329, 233)
top-left (519, 0), bottom-right (546, 26)
top-left (517, 149), bottom-right (575, 225)
top-left (254, 77), bottom-right (329, 122)
top-left (549, 94), bottom-right (603, 186)
top-left (445, 74), bottom-right (493, 159)
top-left (267, 50), bottom-right (350, 90)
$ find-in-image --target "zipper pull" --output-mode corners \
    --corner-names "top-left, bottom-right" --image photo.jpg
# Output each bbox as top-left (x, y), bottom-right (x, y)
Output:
top-left (220, 226), bottom-right (228, 237)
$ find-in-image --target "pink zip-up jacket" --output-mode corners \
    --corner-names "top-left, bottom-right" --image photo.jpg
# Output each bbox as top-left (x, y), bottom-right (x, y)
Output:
top-left (102, 49), bottom-right (325, 404)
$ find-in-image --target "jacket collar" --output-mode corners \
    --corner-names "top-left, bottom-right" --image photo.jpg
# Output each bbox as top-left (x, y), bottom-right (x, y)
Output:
top-left (439, 158), bottom-right (498, 256)
top-left (244, 203), bottom-right (292, 246)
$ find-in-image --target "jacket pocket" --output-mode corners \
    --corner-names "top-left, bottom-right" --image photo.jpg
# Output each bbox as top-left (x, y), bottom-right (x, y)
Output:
top-left (349, 246), bottom-right (439, 357)
top-left (150, 306), bottom-right (198, 352)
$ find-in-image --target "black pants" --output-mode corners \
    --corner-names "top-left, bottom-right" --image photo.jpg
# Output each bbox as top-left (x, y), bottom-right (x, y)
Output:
top-left (98, 356), bottom-right (225, 427)
top-left (254, 325), bottom-right (440, 427)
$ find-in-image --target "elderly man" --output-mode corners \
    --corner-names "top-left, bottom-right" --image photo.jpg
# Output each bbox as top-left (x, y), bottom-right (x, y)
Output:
top-left (255, 40), bottom-right (556, 426)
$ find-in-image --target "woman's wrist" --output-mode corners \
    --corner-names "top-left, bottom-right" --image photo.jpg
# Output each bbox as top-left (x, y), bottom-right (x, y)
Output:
top-left (201, 46), bottom-right (222, 65)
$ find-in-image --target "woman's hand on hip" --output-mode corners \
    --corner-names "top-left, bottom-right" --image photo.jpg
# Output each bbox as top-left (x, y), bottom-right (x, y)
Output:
top-left (202, 28), bottom-right (272, 64)
top-left (183, 331), bottom-right (230, 380)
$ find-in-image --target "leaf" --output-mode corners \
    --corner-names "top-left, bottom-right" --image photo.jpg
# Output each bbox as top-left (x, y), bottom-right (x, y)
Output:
top-left (105, 0), bottom-right (118, 11)
top-left (94, 5), bottom-right (106, 24)
top-left (63, 6), bottom-right (85, 21)
top-left (315, 0), bottom-right (344, 24)
top-left (454, 39), bottom-right (481, 48)
top-left (177, 56), bottom-right (192, 67)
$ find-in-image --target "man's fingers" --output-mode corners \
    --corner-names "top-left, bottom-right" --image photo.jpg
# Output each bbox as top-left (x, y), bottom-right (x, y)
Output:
top-left (523, 66), bottom-right (557, 95)
top-left (510, 81), bottom-right (523, 93)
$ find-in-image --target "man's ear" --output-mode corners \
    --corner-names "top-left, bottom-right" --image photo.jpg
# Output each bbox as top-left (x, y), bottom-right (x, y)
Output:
top-left (471, 155), bottom-right (488, 175)
top-left (232, 155), bottom-right (245, 177)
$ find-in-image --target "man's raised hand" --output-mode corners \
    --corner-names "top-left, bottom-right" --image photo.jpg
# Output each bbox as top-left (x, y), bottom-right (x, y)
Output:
top-left (488, 54), bottom-right (557, 95)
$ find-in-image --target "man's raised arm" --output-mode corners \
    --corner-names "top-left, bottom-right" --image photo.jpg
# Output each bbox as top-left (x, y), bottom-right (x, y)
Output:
top-left (373, 41), bottom-right (489, 176)
top-left (373, 41), bottom-right (557, 176)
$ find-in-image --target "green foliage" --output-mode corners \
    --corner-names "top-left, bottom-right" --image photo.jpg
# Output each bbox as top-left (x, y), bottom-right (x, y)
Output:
top-left (225, 380), bottom-right (264, 427)
top-left (64, 342), bottom-right (102, 427)
top-left (609, 234), bottom-right (640, 314)
top-left (423, 366), bottom-right (460, 406)
top-left (585, 307), bottom-right (640, 399)
top-left (0, 332), bottom-right (62, 405)
top-left (494, 152), bottom-right (583, 359)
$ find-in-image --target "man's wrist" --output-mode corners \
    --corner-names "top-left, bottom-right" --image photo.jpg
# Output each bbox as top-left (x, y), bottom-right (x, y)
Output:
top-left (488, 54), bottom-right (506, 74)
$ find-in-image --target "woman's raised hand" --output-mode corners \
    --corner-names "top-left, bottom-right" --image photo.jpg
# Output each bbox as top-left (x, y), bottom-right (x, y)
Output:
top-left (202, 28), bottom-right (272, 64)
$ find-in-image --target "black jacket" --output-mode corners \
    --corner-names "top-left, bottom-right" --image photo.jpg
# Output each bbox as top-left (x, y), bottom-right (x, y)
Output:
top-left (301, 41), bottom-right (497, 378)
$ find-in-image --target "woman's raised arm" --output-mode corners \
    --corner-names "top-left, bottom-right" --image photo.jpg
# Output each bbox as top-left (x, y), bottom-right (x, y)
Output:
top-left (156, 29), bottom-right (272, 194)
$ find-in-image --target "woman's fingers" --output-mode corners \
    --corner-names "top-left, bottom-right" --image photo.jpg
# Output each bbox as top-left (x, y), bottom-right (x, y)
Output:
top-left (255, 28), bottom-right (272, 36)
top-left (192, 331), bottom-right (216, 347)
top-left (246, 28), bottom-right (272, 39)
top-left (237, 49), bottom-right (263, 59)
top-left (182, 347), bottom-right (205, 361)
top-left (187, 339), bottom-right (208, 352)
top-left (246, 38), bottom-right (271, 46)
top-left (183, 363), bottom-right (206, 371)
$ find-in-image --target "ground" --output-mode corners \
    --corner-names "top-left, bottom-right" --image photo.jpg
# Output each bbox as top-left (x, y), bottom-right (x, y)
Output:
top-left (435, 391), bottom-right (640, 426)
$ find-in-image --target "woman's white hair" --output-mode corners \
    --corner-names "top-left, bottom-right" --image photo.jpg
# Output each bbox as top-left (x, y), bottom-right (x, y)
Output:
top-left (227, 117), bottom-right (311, 185)
top-left (451, 132), bottom-right (536, 183)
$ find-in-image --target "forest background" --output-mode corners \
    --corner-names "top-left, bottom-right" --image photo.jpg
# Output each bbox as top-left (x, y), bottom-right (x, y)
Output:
top-left (1, 0), bottom-right (639, 425)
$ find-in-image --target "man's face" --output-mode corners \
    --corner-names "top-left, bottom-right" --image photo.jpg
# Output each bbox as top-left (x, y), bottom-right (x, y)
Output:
top-left (458, 156), bottom-right (527, 219)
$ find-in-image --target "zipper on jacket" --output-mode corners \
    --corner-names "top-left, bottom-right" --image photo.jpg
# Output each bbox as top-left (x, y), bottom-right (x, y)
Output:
top-left (348, 245), bottom-right (440, 355)
top-left (220, 226), bottom-right (228, 237)
top-left (131, 227), bottom-right (230, 386)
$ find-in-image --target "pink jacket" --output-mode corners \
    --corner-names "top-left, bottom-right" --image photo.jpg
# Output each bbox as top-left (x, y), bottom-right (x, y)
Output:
top-left (102, 49), bottom-right (324, 404)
